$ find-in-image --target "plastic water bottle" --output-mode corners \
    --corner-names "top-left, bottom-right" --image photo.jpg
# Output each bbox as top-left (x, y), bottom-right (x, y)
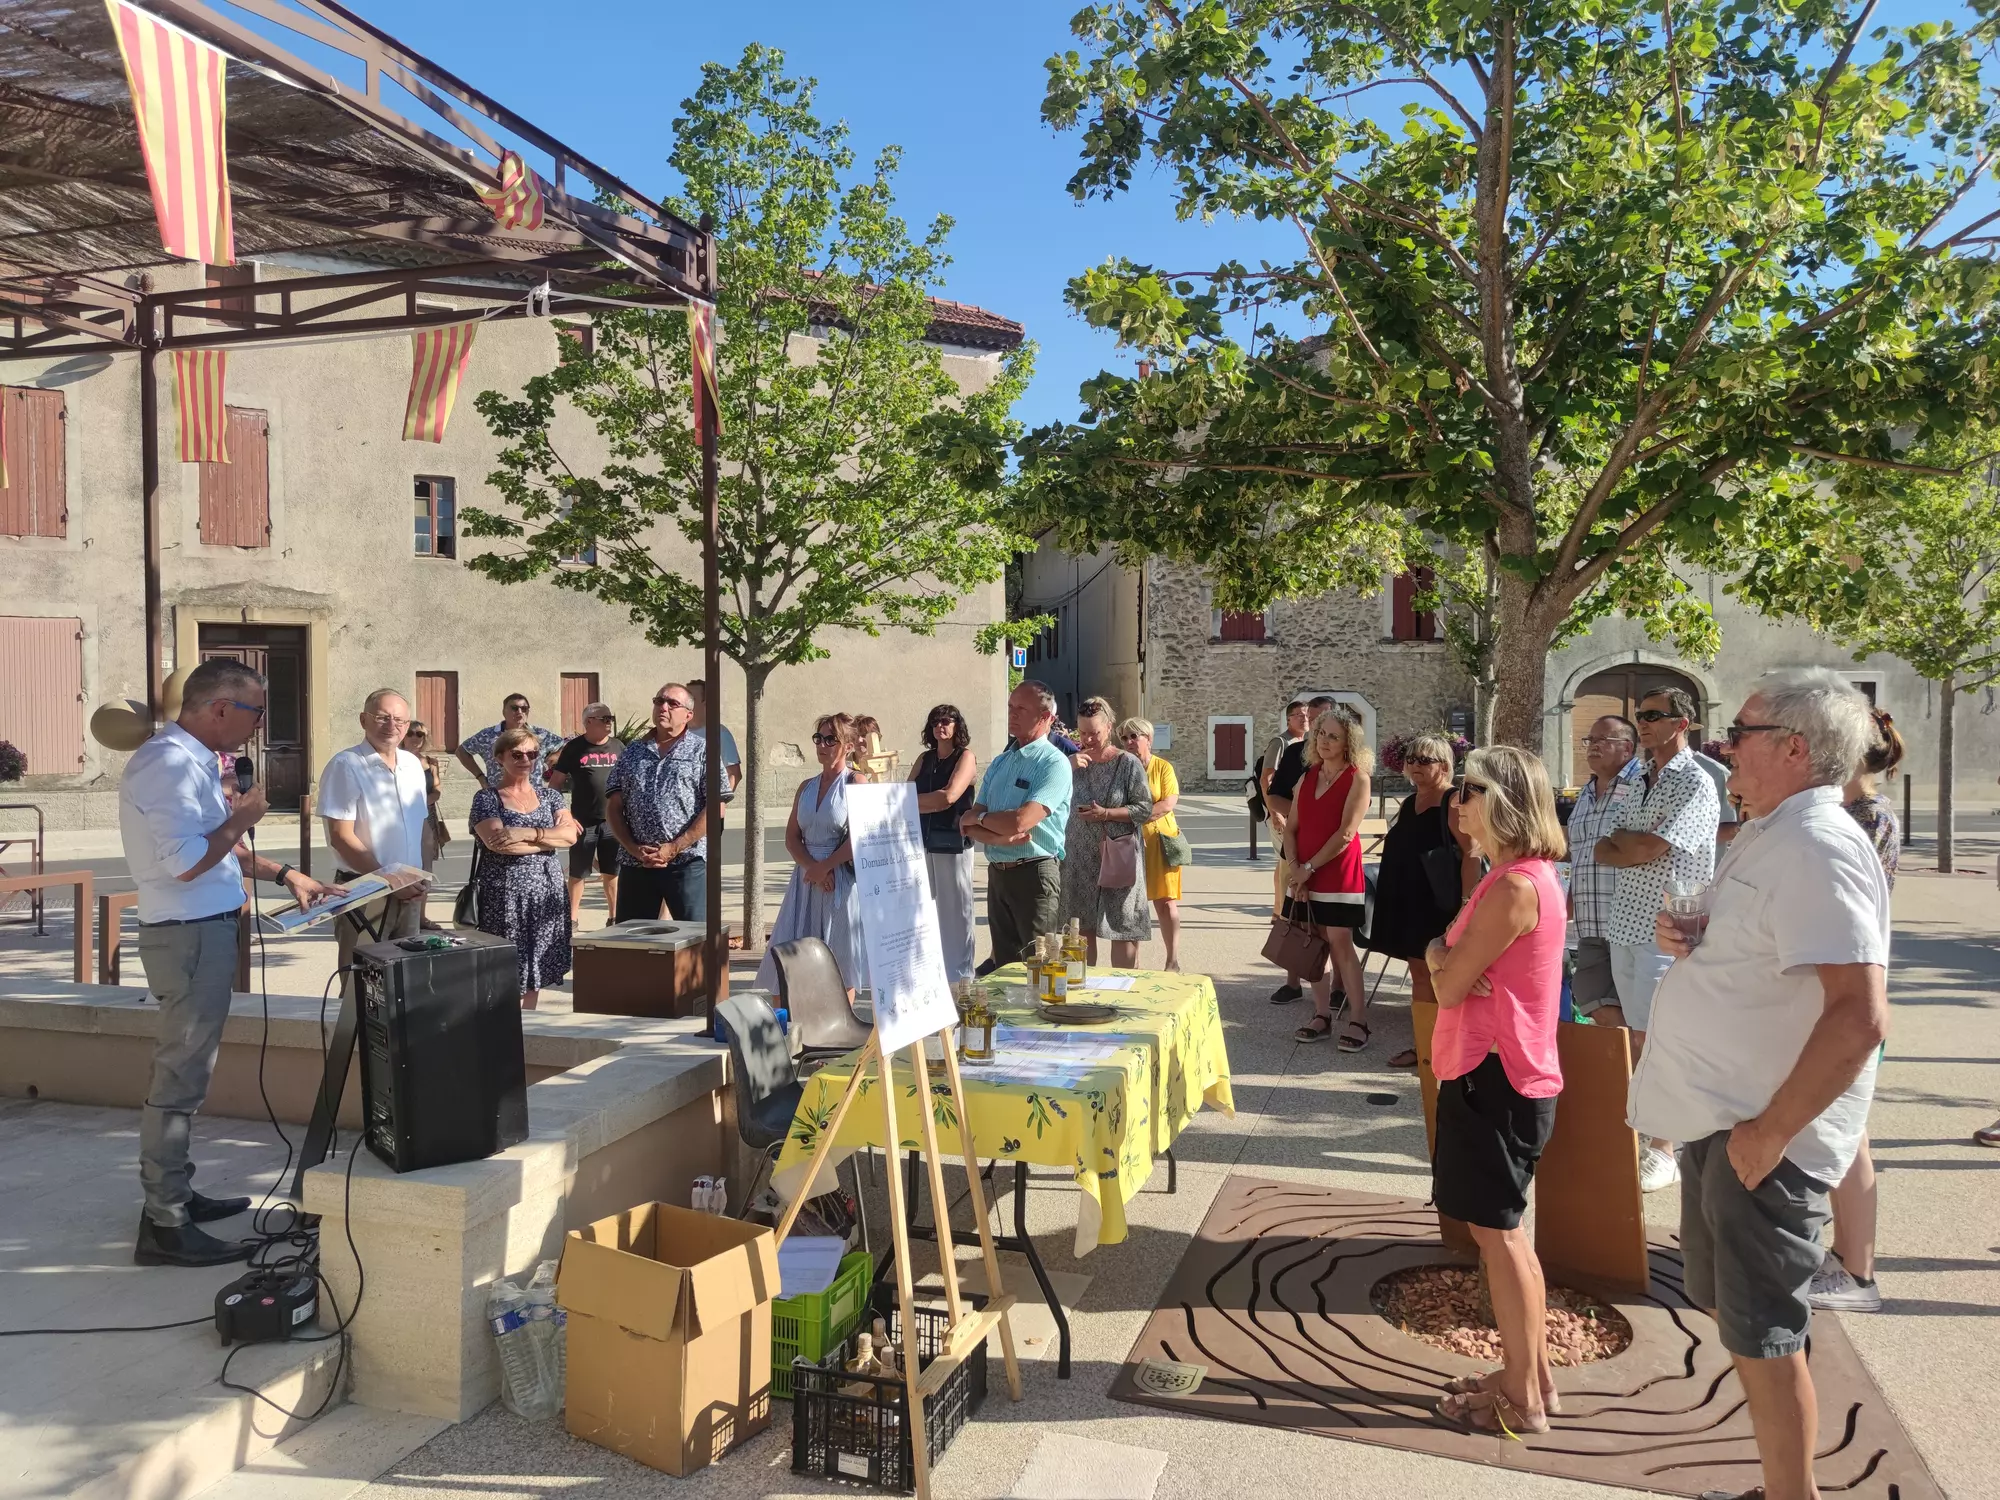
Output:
top-left (487, 1277), bottom-right (555, 1418)
top-left (525, 1259), bottom-right (565, 1407)
top-left (709, 1175), bottom-right (728, 1215)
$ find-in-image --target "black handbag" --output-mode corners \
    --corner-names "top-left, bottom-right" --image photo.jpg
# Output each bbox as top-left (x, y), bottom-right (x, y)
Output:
top-left (452, 844), bottom-right (483, 929)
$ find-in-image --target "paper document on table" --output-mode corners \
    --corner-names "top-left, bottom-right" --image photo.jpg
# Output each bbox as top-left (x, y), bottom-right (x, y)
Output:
top-left (977, 1059), bottom-right (1107, 1089)
top-left (992, 1029), bottom-right (1123, 1062)
top-left (1076, 974), bottom-right (1136, 991)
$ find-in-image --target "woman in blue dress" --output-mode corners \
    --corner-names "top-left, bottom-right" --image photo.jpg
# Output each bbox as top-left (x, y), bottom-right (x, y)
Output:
top-left (470, 726), bottom-right (579, 1008)
top-left (755, 713), bottom-right (868, 997)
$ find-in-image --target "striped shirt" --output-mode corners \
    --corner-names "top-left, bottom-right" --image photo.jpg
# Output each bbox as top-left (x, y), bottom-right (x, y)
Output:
top-left (1565, 757), bottom-right (1643, 939)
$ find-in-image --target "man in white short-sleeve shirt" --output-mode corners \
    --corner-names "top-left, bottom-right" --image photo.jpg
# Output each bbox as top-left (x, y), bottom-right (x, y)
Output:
top-left (1629, 668), bottom-right (1889, 1500)
top-left (319, 688), bottom-right (431, 981)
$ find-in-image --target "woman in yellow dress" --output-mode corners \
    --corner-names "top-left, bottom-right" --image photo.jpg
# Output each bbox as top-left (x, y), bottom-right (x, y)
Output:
top-left (1120, 717), bottom-right (1185, 971)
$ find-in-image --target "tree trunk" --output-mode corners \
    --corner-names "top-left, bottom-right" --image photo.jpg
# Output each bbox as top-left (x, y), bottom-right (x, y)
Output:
top-left (1937, 671), bottom-right (1956, 874)
top-left (740, 664), bottom-right (773, 950)
top-left (1487, 563), bottom-right (1552, 750)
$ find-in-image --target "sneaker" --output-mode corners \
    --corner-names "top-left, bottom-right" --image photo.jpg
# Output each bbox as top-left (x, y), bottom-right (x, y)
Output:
top-left (1808, 1255), bottom-right (1883, 1312)
top-left (1639, 1145), bottom-right (1680, 1193)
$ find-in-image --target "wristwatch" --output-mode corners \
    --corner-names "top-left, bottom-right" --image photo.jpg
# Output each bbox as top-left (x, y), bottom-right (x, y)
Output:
top-left (272, 863), bottom-right (294, 886)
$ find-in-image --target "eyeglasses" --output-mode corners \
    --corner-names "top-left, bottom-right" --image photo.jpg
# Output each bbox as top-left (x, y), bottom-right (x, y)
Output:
top-left (225, 700), bottom-right (266, 719)
top-left (1405, 755), bottom-right (1444, 768)
top-left (504, 749), bottom-right (540, 761)
top-left (367, 713), bottom-right (410, 729)
top-left (653, 696), bottom-right (692, 712)
top-left (504, 703), bottom-right (530, 714)
top-left (1579, 735), bottom-right (1633, 748)
top-left (1634, 709), bottom-right (1683, 724)
top-left (811, 732), bottom-right (841, 747)
top-left (1457, 780), bottom-right (1488, 802)
top-left (1726, 722), bottom-right (1791, 746)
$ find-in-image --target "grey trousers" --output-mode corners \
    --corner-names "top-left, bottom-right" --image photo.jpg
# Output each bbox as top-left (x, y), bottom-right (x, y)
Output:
top-left (986, 856), bottom-right (1060, 970)
top-left (925, 848), bottom-right (976, 983)
top-left (136, 917), bottom-right (240, 1227)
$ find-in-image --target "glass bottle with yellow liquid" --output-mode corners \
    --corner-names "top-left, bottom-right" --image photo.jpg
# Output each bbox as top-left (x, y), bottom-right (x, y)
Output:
top-left (1062, 917), bottom-right (1088, 990)
top-left (1036, 934), bottom-right (1069, 1005)
top-left (960, 991), bottom-right (995, 1061)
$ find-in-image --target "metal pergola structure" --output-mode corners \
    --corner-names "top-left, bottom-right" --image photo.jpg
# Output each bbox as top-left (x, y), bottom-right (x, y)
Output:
top-left (2, 0), bottom-right (730, 979)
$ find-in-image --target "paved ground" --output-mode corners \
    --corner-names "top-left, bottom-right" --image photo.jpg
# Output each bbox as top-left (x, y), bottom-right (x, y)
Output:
top-left (5, 797), bottom-right (1995, 1500)
top-left (331, 806), bottom-right (1999, 1500)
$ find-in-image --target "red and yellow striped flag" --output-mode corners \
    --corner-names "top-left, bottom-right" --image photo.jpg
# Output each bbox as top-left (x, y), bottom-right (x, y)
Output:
top-left (403, 321), bottom-right (480, 443)
top-left (477, 150), bottom-right (545, 231)
top-left (173, 349), bottom-right (229, 462)
top-left (104, 0), bottom-right (235, 266)
top-left (689, 300), bottom-right (721, 436)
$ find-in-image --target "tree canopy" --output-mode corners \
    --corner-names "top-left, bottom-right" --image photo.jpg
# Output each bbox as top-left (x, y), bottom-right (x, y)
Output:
top-left (1020, 0), bottom-right (2000, 744)
top-left (464, 43), bottom-right (1033, 940)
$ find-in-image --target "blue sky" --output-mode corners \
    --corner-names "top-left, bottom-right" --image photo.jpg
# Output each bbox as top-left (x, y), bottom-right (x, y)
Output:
top-left (354, 0), bottom-right (1978, 435)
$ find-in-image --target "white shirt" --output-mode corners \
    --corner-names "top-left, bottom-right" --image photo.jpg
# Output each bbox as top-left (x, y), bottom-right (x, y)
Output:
top-left (318, 742), bottom-right (429, 874)
top-left (1606, 746), bottom-right (1719, 946)
top-left (1628, 783), bottom-right (1891, 1184)
top-left (118, 723), bottom-right (246, 924)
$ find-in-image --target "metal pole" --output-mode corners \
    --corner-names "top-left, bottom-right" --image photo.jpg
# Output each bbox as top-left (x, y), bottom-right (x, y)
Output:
top-left (698, 215), bottom-right (723, 1015)
top-left (1901, 771), bottom-right (1911, 847)
top-left (139, 337), bottom-right (164, 724)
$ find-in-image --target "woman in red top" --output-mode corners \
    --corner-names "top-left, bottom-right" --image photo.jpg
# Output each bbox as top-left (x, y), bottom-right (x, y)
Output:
top-left (1424, 745), bottom-right (1568, 1437)
top-left (1281, 709), bottom-right (1372, 1047)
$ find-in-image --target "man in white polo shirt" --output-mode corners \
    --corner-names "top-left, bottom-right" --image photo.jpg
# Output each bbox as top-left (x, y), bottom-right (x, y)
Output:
top-left (319, 688), bottom-right (431, 983)
top-left (1630, 668), bottom-right (1888, 1500)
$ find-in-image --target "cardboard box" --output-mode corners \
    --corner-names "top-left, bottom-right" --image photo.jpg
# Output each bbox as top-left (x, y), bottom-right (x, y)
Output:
top-left (557, 1203), bottom-right (780, 1476)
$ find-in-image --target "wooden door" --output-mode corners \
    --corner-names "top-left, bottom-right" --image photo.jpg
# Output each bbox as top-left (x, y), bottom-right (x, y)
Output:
top-left (197, 625), bottom-right (308, 808)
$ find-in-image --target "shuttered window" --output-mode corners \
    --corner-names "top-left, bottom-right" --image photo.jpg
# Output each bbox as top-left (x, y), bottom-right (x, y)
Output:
top-left (1218, 610), bottom-right (1267, 642)
top-left (560, 673), bottom-right (599, 736)
top-left (415, 671), bottom-right (459, 751)
top-left (197, 407), bottom-right (270, 547)
top-left (0, 617), bottom-right (85, 774)
top-left (1390, 567), bottom-right (1437, 641)
top-left (0, 387), bottom-right (67, 538)
top-left (1209, 716), bottom-right (1254, 778)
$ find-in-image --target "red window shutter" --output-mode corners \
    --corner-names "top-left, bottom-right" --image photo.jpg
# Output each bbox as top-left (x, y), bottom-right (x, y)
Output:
top-left (0, 387), bottom-right (67, 538)
top-left (560, 673), bottom-right (599, 736)
top-left (416, 671), bottom-right (460, 750)
top-left (0, 616), bottom-right (86, 773)
top-left (1219, 610), bottom-right (1266, 642)
top-left (198, 407), bottom-right (270, 547)
top-left (1213, 721), bottom-right (1248, 772)
top-left (1391, 568), bottom-right (1436, 641)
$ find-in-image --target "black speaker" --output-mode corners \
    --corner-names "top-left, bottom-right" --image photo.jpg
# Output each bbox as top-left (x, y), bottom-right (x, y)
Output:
top-left (351, 932), bottom-right (528, 1172)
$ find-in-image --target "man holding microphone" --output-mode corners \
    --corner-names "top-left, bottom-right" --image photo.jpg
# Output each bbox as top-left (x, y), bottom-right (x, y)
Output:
top-left (119, 658), bottom-right (337, 1266)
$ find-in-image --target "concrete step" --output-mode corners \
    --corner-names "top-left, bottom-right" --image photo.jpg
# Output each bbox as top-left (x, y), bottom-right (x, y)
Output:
top-left (181, 1402), bottom-right (448, 1500)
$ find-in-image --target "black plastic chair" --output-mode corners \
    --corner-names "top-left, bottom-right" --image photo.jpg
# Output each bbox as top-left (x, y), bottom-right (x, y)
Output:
top-left (771, 937), bottom-right (871, 1067)
top-left (716, 990), bottom-right (805, 1215)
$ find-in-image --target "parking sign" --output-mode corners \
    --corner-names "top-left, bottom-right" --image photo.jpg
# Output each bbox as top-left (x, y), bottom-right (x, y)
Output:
top-left (1011, 646), bottom-right (1028, 670)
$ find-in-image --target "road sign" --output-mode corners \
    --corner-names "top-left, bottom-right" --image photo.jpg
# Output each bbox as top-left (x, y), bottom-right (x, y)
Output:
top-left (1011, 646), bottom-right (1027, 670)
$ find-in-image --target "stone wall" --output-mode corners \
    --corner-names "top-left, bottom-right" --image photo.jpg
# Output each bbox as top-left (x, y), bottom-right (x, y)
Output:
top-left (1142, 559), bottom-right (1475, 791)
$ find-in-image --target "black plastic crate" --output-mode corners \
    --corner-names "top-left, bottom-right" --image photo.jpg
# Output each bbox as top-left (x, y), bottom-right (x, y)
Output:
top-left (790, 1283), bottom-right (989, 1492)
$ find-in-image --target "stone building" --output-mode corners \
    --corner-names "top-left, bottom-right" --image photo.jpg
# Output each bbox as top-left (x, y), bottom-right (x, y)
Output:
top-left (1022, 542), bottom-right (2000, 802)
top-left (0, 262), bottom-right (1024, 830)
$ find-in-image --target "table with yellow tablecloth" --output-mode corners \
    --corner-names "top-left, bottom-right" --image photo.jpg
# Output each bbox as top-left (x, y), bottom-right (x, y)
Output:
top-left (773, 965), bottom-right (1234, 1257)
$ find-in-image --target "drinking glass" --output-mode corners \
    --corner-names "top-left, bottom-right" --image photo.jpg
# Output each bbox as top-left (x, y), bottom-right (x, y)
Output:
top-left (1664, 880), bottom-right (1710, 948)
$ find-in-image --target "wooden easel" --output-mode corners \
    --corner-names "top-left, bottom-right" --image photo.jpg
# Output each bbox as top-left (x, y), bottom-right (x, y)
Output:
top-left (773, 1026), bottom-right (1022, 1500)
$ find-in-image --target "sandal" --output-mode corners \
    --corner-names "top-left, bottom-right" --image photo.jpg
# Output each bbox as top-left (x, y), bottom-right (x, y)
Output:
top-left (1295, 1013), bottom-right (1333, 1043)
top-left (1388, 1047), bottom-right (1418, 1068)
top-left (1337, 1020), bottom-right (1370, 1052)
top-left (1438, 1386), bottom-right (1548, 1438)
top-left (1442, 1370), bottom-right (1562, 1416)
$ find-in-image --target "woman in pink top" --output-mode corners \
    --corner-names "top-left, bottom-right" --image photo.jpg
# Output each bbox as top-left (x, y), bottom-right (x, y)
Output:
top-left (1422, 745), bottom-right (1568, 1437)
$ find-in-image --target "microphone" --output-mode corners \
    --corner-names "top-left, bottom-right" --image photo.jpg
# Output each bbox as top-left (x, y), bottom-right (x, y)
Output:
top-left (234, 755), bottom-right (256, 795)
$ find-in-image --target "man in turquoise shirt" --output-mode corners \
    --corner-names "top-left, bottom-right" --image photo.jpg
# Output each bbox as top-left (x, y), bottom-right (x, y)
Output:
top-left (963, 680), bottom-right (1073, 970)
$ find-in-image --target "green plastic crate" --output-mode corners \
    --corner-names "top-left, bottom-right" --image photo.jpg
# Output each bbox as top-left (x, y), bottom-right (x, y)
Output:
top-left (772, 1250), bottom-right (872, 1400)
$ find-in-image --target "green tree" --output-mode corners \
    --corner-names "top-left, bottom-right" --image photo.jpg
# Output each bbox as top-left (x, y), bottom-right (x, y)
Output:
top-left (1735, 430), bottom-right (2000, 870)
top-left (1021, 0), bottom-right (2000, 747)
top-left (466, 45), bottom-right (1033, 945)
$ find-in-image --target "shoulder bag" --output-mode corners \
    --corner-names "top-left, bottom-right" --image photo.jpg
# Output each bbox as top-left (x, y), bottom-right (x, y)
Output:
top-left (1261, 910), bottom-right (1329, 981)
top-left (1157, 827), bottom-right (1194, 869)
top-left (1098, 824), bottom-right (1141, 888)
top-left (452, 843), bottom-right (483, 929)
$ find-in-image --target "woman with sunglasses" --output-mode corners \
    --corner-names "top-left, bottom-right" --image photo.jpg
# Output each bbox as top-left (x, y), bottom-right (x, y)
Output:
top-left (1118, 717), bottom-right (1185, 971)
top-left (911, 705), bottom-right (978, 983)
top-left (1423, 746), bottom-right (1567, 1436)
top-left (756, 713), bottom-right (869, 997)
top-left (1283, 709), bottom-right (1373, 1046)
top-left (470, 726), bottom-right (581, 1009)
top-left (1364, 733), bottom-right (1479, 1066)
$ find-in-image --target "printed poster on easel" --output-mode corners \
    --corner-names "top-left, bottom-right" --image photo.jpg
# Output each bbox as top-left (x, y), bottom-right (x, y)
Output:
top-left (844, 781), bottom-right (959, 1054)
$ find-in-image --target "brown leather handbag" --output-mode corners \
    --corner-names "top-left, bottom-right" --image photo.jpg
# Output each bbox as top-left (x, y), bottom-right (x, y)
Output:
top-left (1261, 910), bottom-right (1329, 981)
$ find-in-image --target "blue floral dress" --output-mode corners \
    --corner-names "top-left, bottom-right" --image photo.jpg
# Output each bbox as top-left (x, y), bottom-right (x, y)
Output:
top-left (471, 784), bottom-right (571, 995)
top-left (755, 771), bottom-right (869, 992)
